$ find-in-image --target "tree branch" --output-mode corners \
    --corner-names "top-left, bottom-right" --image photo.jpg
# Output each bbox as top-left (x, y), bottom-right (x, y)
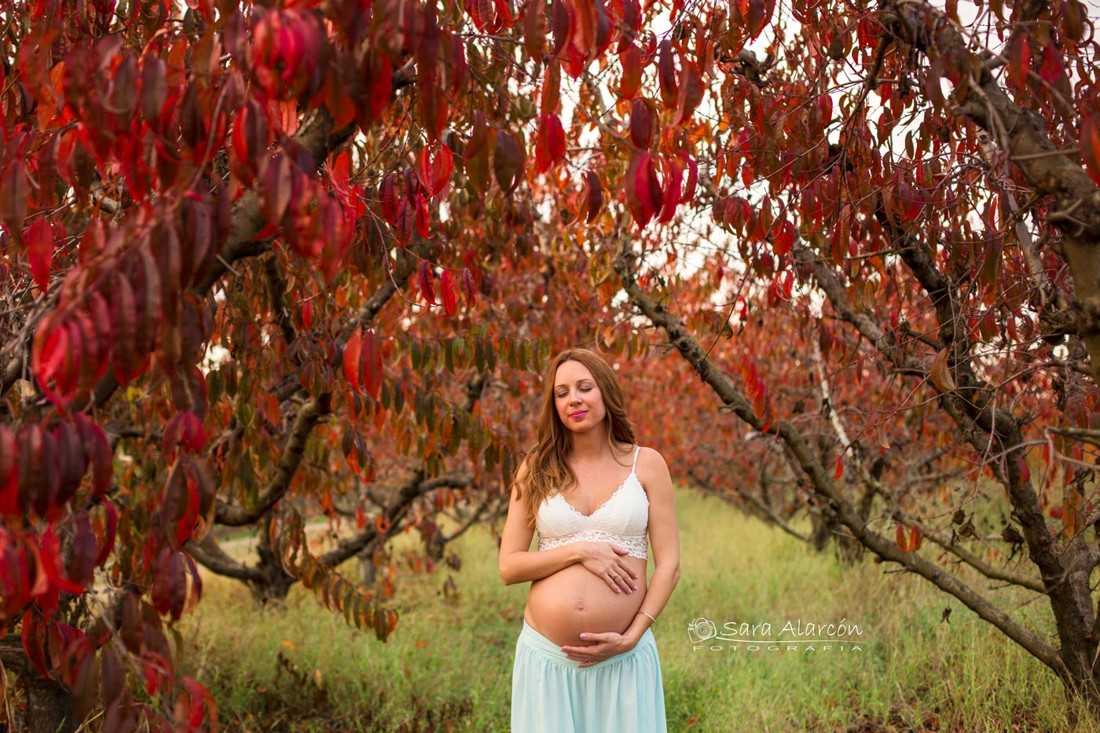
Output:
top-left (185, 533), bottom-right (265, 582)
top-left (614, 248), bottom-right (1067, 677)
top-left (879, 0), bottom-right (1100, 382)
top-left (215, 395), bottom-right (332, 526)
top-left (688, 467), bottom-right (809, 542)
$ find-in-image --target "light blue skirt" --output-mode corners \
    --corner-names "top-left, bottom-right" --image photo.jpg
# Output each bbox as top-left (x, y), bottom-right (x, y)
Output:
top-left (511, 621), bottom-right (667, 732)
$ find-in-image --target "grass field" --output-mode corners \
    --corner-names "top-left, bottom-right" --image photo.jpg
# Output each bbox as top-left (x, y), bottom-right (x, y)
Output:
top-left (179, 489), bottom-right (1099, 732)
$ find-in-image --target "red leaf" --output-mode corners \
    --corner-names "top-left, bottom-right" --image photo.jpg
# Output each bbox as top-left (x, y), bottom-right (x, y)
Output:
top-left (0, 426), bottom-right (17, 517)
top-left (774, 218), bottom-right (796, 256)
top-left (229, 98), bottom-right (268, 185)
top-left (73, 415), bottom-right (112, 498)
top-left (681, 152), bottom-right (697, 201)
top-left (416, 144), bottom-right (455, 197)
top-left (834, 455), bottom-right (844, 479)
top-left (535, 114), bottom-right (566, 172)
top-left (929, 348), bottom-right (956, 392)
top-left (1081, 116), bottom-right (1100, 186)
top-left (41, 526), bottom-right (85, 594)
top-left (493, 130), bottom-right (525, 194)
top-left (462, 269), bottom-right (477, 306)
top-left (566, 0), bottom-right (596, 60)
top-left (361, 329), bottom-right (383, 401)
top-left (260, 154), bottom-right (293, 224)
top-left (441, 270), bottom-right (458, 317)
top-left (1039, 41), bottom-right (1063, 84)
top-left (546, 114), bottom-right (566, 164)
top-left (524, 0), bottom-right (546, 60)
top-left (744, 0), bottom-right (773, 38)
top-left (540, 59), bottom-right (561, 116)
top-left (417, 259), bottom-right (436, 305)
top-left (140, 55), bottom-right (167, 123)
top-left (365, 52), bottom-right (392, 123)
top-left (443, 33), bottom-right (467, 96)
top-left (672, 60), bottom-right (704, 126)
top-left (550, 0), bottom-right (570, 55)
top-left (300, 298), bottom-right (313, 330)
top-left (31, 315), bottom-right (66, 406)
top-left (183, 678), bottom-right (211, 729)
top-left (94, 500), bottom-right (118, 567)
top-left (163, 412), bottom-right (205, 457)
top-left (584, 170), bottom-right (603, 222)
top-left (69, 514), bottom-right (98, 586)
top-left (658, 156), bottom-right (684, 223)
top-left (396, 198), bottom-right (414, 245)
top-left (22, 612), bottom-right (51, 678)
top-left (0, 160), bottom-right (30, 232)
top-left (657, 40), bottom-right (678, 109)
top-left (24, 219), bottom-right (53, 294)
top-left (629, 99), bottom-right (652, 149)
top-left (619, 44), bottom-right (642, 99)
top-left (344, 329), bottom-right (363, 393)
top-left (418, 74), bottom-right (450, 140)
top-left (151, 548), bottom-right (186, 620)
top-left (415, 193), bottom-right (431, 238)
top-left (380, 172), bottom-right (400, 224)
top-left (626, 152), bottom-right (661, 228)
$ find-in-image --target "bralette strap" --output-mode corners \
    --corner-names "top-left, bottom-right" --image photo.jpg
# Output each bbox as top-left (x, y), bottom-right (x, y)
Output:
top-left (631, 446), bottom-right (641, 473)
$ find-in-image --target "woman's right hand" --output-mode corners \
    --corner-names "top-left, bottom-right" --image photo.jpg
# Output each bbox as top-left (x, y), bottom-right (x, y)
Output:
top-left (579, 542), bottom-right (639, 594)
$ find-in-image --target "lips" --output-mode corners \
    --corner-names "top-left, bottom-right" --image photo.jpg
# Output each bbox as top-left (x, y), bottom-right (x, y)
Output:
top-left (569, 410), bottom-right (588, 420)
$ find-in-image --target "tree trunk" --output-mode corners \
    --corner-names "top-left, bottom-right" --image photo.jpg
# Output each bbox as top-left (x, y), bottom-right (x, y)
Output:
top-left (246, 518), bottom-right (297, 606)
top-left (2, 634), bottom-right (75, 733)
top-left (25, 675), bottom-right (75, 733)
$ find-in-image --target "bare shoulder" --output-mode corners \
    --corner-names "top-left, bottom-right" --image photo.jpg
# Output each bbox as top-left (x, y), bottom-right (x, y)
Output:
top-left (635, 446), bottom-right (672, 483)
top-left (637, 445), bottom-right (669, 468)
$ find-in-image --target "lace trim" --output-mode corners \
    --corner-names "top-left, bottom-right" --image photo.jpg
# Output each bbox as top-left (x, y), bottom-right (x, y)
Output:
top-left (539, 531), bottom-right (648, 560)
top-left (556, 473), bottom-right (644, 520)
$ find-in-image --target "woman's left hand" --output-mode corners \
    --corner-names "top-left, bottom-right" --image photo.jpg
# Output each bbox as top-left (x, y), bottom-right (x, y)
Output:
top-left (561, 632), bottom-right (636, 667)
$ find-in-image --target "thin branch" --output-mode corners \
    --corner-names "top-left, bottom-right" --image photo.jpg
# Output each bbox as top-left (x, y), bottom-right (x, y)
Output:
top-left (215, 395), bottom-right (332, 526)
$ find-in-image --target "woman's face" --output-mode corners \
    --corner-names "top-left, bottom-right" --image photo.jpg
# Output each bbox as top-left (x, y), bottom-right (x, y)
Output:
top-left (553, 360), bottom-right (607, 434)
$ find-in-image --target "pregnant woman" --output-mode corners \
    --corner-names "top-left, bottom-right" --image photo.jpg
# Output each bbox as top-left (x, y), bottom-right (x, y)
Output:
top-left (499, 347), bottom-right (681, 732)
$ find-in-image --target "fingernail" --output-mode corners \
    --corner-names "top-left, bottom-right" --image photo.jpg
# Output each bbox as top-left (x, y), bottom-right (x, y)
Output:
top-left (580, 634), bottom-right (588, 639)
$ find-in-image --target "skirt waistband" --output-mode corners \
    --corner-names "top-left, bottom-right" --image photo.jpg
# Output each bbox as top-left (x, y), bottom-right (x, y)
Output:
top-left (519, 621), bottom-right (655, 669)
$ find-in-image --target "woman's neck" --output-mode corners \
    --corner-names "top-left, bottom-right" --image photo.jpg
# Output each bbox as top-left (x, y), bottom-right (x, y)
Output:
top-left (569, 429), bottom-right (612, 462)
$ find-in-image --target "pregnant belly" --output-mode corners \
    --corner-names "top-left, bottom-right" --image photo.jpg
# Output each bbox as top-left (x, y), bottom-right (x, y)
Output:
top-left (525, 558), bottom-right (648, 647)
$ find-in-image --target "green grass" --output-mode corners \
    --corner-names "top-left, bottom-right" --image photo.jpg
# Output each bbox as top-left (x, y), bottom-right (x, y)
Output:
top-left (179, 490), bottom-right (1100, 732)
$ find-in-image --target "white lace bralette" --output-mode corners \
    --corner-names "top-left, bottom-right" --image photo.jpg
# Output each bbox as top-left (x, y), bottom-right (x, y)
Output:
top-left (536, 447), bottom-right (649, 560)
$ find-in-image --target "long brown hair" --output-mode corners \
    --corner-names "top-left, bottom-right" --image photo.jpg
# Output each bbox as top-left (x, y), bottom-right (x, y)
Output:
top-left (515, 348), bottom-right (636, 527)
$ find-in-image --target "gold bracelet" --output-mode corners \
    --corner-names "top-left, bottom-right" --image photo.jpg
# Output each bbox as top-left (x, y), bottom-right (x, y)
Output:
top-left (638, 611), bottom-right (657, 626)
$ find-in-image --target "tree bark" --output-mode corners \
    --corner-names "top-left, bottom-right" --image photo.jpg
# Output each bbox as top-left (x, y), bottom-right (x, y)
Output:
top-left (1, 634), bottom-right (75, 733)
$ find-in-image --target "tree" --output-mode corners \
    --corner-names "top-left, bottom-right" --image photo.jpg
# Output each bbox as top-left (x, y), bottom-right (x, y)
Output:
top-left (4, 0), bottom-right (1100, 729)
top-left (606, 0), bottom-right (1100, 722)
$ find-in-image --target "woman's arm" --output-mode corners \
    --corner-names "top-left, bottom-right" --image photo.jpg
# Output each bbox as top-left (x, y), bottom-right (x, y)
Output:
top-left (562, 447), bottom-right (681, 664)
top-left (498, 464), bottom-right (640, 591)
top-left (498, 484), bottom-right (581, 584)
top-left (622, 447), bottom-right (680, 641)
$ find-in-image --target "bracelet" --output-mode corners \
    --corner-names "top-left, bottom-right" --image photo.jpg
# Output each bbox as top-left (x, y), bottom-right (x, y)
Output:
top-left (637, 611), bottom-right (657, 626)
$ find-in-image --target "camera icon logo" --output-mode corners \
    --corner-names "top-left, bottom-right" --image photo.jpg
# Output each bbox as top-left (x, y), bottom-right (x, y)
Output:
top-left (687, 617), bottom-right (718, 644)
